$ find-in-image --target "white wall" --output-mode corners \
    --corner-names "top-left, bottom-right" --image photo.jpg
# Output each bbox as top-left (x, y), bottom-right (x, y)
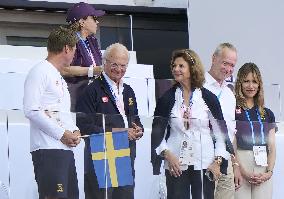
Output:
top-left (188, 2), bottom-right (284, 198)
top-left (189, 0), bottom-right (284, 121)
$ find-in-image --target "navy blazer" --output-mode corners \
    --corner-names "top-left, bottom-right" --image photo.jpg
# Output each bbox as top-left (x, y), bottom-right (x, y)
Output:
top-left (76, 74), bottom-right (142, 173)
top-left (76, 75), bottom-right (141, 134)
top-left (151, 85), bottom-right (234, 175)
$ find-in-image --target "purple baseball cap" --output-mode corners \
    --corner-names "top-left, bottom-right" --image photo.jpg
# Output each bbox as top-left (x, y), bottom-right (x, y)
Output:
top-left (66, 2), bottom-right (105, 23)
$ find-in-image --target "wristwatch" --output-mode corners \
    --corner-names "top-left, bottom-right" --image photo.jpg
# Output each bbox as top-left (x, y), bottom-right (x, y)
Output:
top-left (160, 149), bottom-right (169, 158)
top-left (214, 156), bottom-right (223, 165)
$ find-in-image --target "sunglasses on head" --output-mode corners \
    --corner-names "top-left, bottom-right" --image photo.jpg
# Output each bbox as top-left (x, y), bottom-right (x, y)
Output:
top-left (92, 16), bottom-right (98, 21)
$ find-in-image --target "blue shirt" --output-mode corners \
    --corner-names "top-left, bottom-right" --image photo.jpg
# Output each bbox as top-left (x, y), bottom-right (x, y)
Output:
top-left (235, 106), bottom-right (276, 150)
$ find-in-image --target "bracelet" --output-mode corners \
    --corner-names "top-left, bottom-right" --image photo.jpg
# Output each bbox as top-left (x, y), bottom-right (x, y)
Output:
top-left (88, 65), bottom-right (94, 78)
top-left (232, 162), bottom-right (239, 167)
top-left (160, 149), bottom-right (169, 158)
top-left (231, 154), bottom-right (236, 161)
top-left (214, 156), bottom-right (223, 165)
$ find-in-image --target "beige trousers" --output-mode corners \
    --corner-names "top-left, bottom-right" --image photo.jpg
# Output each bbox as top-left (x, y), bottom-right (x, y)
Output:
top-left (215, 159), bottom-right (235, 199)
top-left (235, 150), bottom-right (273, 199)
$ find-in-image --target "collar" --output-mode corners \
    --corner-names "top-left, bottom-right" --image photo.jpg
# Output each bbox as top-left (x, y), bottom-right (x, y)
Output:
top-left (205, 72), bottom-right (227, 88)
top-left (45, 60), bottom-right (62, 76)
top-left (102, 72), bottom-right (124, 91)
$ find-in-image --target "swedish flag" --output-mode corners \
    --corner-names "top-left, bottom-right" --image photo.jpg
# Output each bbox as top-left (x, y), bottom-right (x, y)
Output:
top-left (89, 130), bottom-right (133, 188)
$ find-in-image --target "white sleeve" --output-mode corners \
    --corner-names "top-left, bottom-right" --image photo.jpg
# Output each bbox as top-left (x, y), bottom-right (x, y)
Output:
top-left (155, 128), bottom-right (169, 155)
top-left (60, 111), bottom-right (79, 132)
top-left (224, 90), bottom-right (237, 142)
top-left (23, 68), bottom-right (65, 140)
top-left (208, 111), bottom-right (228, 159)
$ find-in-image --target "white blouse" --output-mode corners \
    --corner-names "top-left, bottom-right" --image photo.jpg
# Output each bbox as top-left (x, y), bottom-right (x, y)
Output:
top-left (156, 87), bottom-right (227, 170)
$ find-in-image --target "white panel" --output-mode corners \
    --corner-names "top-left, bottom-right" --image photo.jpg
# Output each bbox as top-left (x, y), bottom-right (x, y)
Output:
top-left (8, 111), bottom-right (38, 199)
top-left (0, 46), bottom-right (137, 66)
top-left (125, 64), bottom-right (153, 79)
top-left (135, 127), bottom-right (158, 199)
top-left (124, 64), bottom-right (155, 117)
top-left (0, 73), bottom-right (27, 110)
top-left (0, 58), bottom-right (39, 73)
top-left (274, 131), bottom-right (284, 199)
top-left (0, 45), bottom-right (47, 60)
top-left (72, 114), bottom-right (86, 199)
top-left (0, 111), bottom-right (9, 199)
top-left (7, 110), bottom-right (85, 199)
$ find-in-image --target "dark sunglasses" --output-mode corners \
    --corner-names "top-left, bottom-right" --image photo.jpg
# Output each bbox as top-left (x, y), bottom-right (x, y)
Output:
top-left (93, 16), bottom-right (98, 21)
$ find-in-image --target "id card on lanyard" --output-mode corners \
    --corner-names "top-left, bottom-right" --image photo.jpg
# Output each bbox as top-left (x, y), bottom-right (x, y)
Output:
top-left (245, 108), bottom-right (268, 166)
top-left (179, 88), bottom-right (195, 165)
top-left (179, 135), bottom-right (194, 166)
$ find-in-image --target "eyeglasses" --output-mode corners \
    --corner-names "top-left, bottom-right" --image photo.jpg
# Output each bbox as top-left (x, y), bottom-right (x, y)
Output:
top-left (106, 59), bottom-right (128, 69)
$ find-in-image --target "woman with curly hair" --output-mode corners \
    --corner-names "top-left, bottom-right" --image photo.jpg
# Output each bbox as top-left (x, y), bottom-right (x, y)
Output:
top-left (151, 49), bottom-right (233, 199)
top-left (234, 62), bottom-right (276, 199)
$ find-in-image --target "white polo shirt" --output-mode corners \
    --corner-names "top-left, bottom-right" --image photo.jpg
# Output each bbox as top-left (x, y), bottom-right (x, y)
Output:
top-left (204, 72), bottom-right (236, 151)
top-left (23, 60), bottom-right (78, 152)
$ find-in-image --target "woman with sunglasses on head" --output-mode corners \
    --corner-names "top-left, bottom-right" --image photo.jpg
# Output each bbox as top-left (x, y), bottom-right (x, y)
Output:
top-left (234, 63), bottom-right (276, 199)
top-left (63, 2), bottom-right (105, 111)
top-left (151, 49), bottom-right (234, 199)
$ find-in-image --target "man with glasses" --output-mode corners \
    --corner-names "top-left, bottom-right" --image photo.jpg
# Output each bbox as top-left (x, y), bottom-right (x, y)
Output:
top-left (76, 43), bottom-right (143, 199)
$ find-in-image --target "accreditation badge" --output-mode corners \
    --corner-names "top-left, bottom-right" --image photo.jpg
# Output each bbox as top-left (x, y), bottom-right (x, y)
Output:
top-left (253, 146), bottom-right (268, 166)
top-left (179, 136), bottom-right (194, 165)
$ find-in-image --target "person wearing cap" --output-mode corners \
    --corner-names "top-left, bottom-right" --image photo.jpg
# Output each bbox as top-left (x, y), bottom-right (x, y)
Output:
top-left (63, 2), bottom-right (105, 112)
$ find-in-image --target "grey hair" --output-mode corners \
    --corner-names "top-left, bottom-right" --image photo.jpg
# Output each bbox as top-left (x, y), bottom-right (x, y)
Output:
top-left (213, 42), bottom-right (237, 56)
top-left (102, 43), bottom-right (130, 65)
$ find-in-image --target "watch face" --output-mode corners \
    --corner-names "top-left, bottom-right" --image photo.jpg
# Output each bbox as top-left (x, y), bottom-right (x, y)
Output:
top-left (215, 156), bottom-right (222, 164)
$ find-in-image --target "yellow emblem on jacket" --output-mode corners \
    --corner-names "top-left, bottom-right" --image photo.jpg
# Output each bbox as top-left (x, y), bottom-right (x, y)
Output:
top-left (128, 98), bottom-right (133, 106)
top-left (57, 184), bottom-right (63, 192)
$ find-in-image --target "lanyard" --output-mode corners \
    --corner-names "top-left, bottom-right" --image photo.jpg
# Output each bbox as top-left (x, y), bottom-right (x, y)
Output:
top-left (105, 78), bottom-right (119, 103)
top-left (217, 90), bottom-right (222, 100)
top-left (180, 88), bottom-right (194, 131)
top-left (244, 108), bottom-right (265, 145)
top-left (181, 89), bottom-right (194, 111)
top-left (104, 77), bottom-right (125, 114)
top-left (76, 32), bottom-right (96, 66)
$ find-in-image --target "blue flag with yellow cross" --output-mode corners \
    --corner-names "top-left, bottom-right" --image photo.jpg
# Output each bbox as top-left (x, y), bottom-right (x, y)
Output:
top-left (89, 130), bottom-right (133, 188)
